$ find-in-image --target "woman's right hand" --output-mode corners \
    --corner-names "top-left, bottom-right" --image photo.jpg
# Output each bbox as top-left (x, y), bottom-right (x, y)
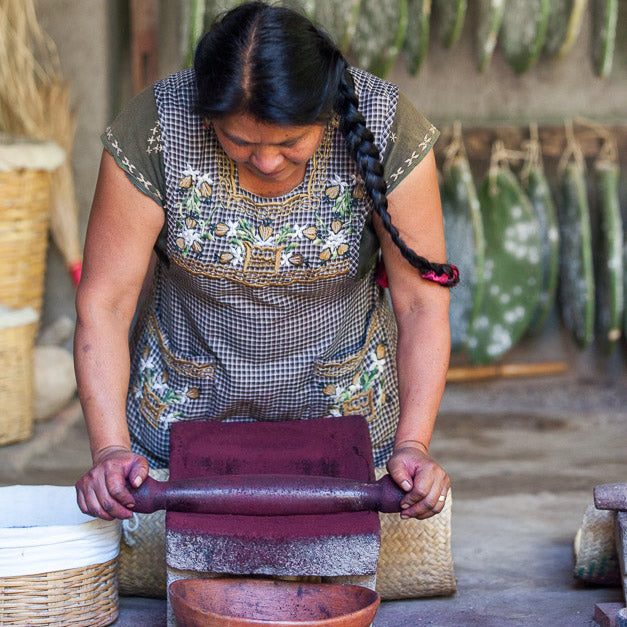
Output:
top-left (75, 446), bottom-right (150, 520)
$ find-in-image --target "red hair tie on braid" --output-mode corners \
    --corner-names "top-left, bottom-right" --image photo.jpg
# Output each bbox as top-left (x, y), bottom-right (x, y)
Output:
top-left (421, 264), bottom-right (460, 287)
top-left (375, 261), bottom-right (460, 288)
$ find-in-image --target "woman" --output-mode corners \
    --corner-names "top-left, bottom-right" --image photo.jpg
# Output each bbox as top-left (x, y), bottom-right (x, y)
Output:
top-left (75, 1), bottom-right (458, 524)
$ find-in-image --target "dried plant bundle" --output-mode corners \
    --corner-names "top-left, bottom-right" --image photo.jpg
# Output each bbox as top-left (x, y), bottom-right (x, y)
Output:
top-left (0, 0), bottom-right (82, 284)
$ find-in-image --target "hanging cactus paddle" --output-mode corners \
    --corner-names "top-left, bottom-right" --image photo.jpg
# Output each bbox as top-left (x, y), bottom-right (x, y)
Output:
top-left (557, 163), bottom-right (595, 347)
top-left (433, 0), bottom-right (467, 48)
top-left (543, 0), bottom-right (587, 58)
top-left (281, 0), bottom-right (316, 18)
top-left (313, 0), bottom-right (360, 52)
top-left (591, 0), bottom-right (618, 77)
top-left (501, 0), bottom-right (550, 74)
top-left (404, 0), bottom-right (431, 75)
top-left (441, 155), bottom-right (486, 352)
top-left (467, 168), bottom-right (542, 365)
top-left (185, 0), bottom-right (208, 67)
top-left (593, 159), bottom-right (623, 350)
top-left (352, 0), bottom-right (409, 78)
top-left (203, 0), bottom-right (245, 31)
top-left (476, 0), bottom-right (506, 72)
top-left (523, 165), bottom-right (560, 333)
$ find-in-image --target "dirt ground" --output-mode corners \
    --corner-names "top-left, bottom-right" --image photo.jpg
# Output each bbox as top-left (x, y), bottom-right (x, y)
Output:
top-left (1, 371), bottom-right (625, 626)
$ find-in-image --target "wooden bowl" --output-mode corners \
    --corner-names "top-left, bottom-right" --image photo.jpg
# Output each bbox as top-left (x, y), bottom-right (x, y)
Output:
top-left (169, 577), bottom-right (380, 626)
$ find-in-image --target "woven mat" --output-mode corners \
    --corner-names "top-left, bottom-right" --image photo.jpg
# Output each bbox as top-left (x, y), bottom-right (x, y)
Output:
top-left (573, 504), bottom-right (620, 585)
top-left (375, 468), bottom-right (456, 599)
top-left (117, 469), bottom-right (168, 598)
top-left (118, 468), bottom-right (456, 600)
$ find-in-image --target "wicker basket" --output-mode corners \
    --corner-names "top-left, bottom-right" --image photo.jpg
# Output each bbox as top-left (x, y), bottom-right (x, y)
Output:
top-left (0, 559), bottom-right (119, 626)
top-left (0, 169), bottom-right (52, 315)
top-left (0, 306), bottom-right (38, 446)
top-left (0, 136), bottom-right (64, 316)
top-left (0, 485), bottom-right (121, 626)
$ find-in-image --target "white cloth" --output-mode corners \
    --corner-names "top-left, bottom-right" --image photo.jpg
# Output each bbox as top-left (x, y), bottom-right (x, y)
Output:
top-left (0, 134), bottom-right (65, 172)
top-left (0, 485), bottom-right (120, 577)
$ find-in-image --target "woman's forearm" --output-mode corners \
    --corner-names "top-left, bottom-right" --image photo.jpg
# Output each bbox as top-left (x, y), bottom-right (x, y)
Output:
top-left (74, 303), bottom-right (134, 460)
top-left (393, 303), bottom-right (451, 452)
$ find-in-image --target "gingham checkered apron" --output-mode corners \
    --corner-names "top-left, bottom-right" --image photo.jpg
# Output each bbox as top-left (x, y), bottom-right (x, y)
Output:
top-left (126, 68), bottom-right (400, 468)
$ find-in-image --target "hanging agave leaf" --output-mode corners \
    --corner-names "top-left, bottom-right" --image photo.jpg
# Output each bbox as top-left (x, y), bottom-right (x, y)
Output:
top-left (522, 164), bottom-right (560, 334)
top-left (281, 0), bottom-right (316, 17)
top-left (351, 0), bottom-right (409, 78)
top-left (185, 0), bottom-right (208, 67)
top-left (591, 0), bottom-right (618, 77)
top-left (593, 157), bottom-right (623, 350)
top-left (313, 0), bottom-right (361, 53)
top-left (404, 0), bottom-right (431, 75)
top-left (433, 0), bottom-right (467, 48)
top-left (557, 162), bottom-right (595, 347)
top-left (543, 0), bottom-right (587, 59)
top-left (467, 167), bottom-right (542, 365)
top-left (441, 154), bottom-right (485, 352)
top-left (501, 0), bottom-right (550, 74)
top-left (476, 0), bottom-right (506, 72)
top-left (203, 0), bottom-right (245, 32)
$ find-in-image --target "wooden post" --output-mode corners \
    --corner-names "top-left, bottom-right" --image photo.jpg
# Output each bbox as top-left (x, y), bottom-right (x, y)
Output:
top-left (130, 0), bottom-right (160, 95)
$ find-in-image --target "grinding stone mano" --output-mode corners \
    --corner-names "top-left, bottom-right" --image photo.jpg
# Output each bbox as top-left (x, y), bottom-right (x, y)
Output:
top-left (166, 416), bottom-right (381, 576)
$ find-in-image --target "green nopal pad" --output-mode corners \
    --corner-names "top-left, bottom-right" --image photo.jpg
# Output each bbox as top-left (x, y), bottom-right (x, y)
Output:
top-left (313, 0), bottom-right (361, 52)
top-left (593, 160), bottom-right (623, 350)
top-left (591, 0), bottom-right (618, 77)
top-left (404, 0), bottom-right (431, 75)
top-left (203, 0), bottom-right (245, 30)
top-left (476, 0), bottom-right (506, 72)
top-left (557, 164), bottom-right (595, 347)
top-left (501, 0), bottom-right (550, 74)
top-left (441, 157), bottom-right (485, 352)
top-left (467, 168), bottom-right (542, 365)
top-left (352, 0), bottom-right (409, 78)
top-left (433, 0), bottom-right (467, 48)
top-left (523, 166), bottom-right (560, 334)
top-left (543, 0), bottom-right (587, 58)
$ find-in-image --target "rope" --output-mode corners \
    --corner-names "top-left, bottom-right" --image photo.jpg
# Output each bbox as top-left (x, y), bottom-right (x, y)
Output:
top-left (574, 116), bottom-right (619, 165)
top-left (520, 122), bottom-right (544, 185)
top-left (121, 512), bottom-right (139, 547)
top-left (557, 119), bottom-right (586, 175)
top-left (488, 140), bottom-right (526, 194)
top-left (442, 120), bottom-right (466, 175)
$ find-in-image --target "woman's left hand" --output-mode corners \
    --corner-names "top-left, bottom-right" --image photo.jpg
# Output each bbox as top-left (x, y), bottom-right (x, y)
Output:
top-left (386, 443), bottom-right (450, 520)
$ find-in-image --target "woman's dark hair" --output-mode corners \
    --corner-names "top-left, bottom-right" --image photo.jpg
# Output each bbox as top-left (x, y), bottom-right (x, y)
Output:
top-left (194, 1), bottom-right (459, 287)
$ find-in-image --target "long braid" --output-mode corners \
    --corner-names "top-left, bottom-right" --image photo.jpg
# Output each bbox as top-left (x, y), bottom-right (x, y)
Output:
top-left (334, 66), bottom-right (460, 288)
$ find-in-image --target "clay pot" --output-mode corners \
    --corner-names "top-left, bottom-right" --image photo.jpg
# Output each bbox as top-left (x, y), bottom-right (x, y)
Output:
top-left (169, 577), bottom-right (380, 626)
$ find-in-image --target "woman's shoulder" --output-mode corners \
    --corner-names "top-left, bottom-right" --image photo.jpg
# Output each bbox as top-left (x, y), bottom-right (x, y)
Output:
top-left (347, 67), bottom-right (399, 127)
top-left (382, 91), bottom-right (439, 194)
top-left (101, 85), bottom-right (165, 206)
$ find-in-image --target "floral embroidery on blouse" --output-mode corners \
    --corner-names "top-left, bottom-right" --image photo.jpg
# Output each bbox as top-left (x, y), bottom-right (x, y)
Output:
top-left (171, 170), bottom-right (364, 275)
top-left (133, 344), bottom-right (199, 428)
top-left (173, 165), bottom-right (215, 255)
top-left (321, 343), bottom-right (388, 423)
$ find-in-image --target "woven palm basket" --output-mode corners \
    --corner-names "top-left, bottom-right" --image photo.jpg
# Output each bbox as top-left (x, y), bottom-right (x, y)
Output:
top-left (0, 306), bottom-right (38, 445)
top-left (0, 484), bottom-right (120, 626)
top-left (0, 169), bottom-right (51, 315)
top-left (0, 559), bottom-right (119, 626)
top-left (0, 136), bottom-right (64, 316)
top-left (118, 468), bottom-right (456, 600)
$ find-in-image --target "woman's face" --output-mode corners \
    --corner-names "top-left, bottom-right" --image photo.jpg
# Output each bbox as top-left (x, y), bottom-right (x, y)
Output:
top-left (212, 112), bottom-right (325, 185)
